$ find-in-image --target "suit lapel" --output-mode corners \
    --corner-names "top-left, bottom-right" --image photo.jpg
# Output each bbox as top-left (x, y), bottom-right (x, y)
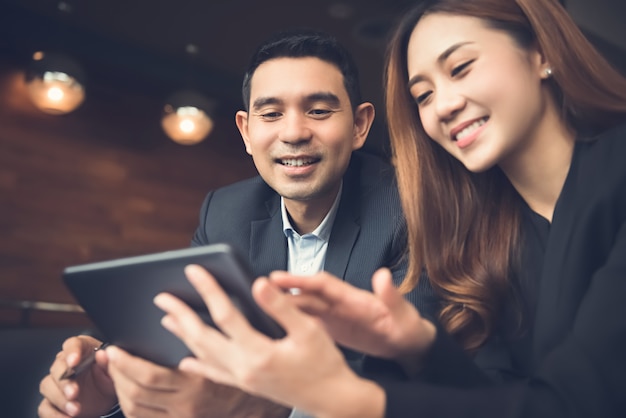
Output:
top-left (249, 196), bottom-right (288, 277)
top-left (325, 176), bottom-right (361, 279)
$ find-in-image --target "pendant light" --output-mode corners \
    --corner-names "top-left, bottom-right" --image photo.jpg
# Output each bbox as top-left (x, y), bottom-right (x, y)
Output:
top-left (24, 51), bottom-right (86, 115)
top-left (161, 89), bottom-right (215, 145)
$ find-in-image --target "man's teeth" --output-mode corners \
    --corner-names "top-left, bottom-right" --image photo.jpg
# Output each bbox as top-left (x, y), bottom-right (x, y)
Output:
top-left (455, 118), bottom-right (487, 141)
top-left (281, 158), bottom-right (315, 167)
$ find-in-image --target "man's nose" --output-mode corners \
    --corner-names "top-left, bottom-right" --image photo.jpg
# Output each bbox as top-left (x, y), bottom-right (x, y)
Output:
top-left (279, 113), bottom-right (312, 143)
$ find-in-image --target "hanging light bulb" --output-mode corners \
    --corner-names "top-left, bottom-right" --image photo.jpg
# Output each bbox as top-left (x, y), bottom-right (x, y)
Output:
top-left (161, 90), bottom-right (215, 145)
top-left (24, 51), bottom-right (86, 115)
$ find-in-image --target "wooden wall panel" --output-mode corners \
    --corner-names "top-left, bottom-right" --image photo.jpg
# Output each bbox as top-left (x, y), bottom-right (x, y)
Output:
top-left (0, 61), bottom-right (257, 327)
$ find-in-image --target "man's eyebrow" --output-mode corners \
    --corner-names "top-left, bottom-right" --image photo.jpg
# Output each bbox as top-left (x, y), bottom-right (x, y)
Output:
top-left (305, 92), bottom-right (341, 106)
top-left (407, 41), bottom-right (474, 89)
top-left (251, 96), bottom-right (282, 111)
top-left (251, 92), bottom-right (342, 111)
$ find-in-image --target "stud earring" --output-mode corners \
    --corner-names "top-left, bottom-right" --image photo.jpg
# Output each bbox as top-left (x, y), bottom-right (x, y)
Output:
top-left (544, 67), bottom-right (553, 77)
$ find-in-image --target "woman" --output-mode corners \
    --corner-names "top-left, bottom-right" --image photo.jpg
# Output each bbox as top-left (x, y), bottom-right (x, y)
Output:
top-left (149, 0), bottom-right (626, 416)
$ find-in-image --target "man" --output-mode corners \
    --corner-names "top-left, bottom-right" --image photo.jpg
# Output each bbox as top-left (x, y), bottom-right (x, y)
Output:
top-left (38, 29), bottom-right (428, 418)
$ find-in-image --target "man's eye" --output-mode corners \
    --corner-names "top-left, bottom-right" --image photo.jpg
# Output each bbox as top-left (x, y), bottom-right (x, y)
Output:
top-left (309, 109), bottom-right (334, 118)
top-left (310, 109), bottom-right (332, 115)
top-left (260, 112), bottom-right (281, 119)
top-left (451, 60), bottom-right (474, 77)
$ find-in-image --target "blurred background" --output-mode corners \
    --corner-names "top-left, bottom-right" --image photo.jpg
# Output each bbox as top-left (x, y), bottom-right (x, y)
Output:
top-left (0, 0), bottom-right (624, 329)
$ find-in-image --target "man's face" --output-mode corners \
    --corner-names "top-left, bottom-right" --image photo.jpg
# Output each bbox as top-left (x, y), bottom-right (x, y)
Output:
top-left (236, 57), bottom-right (370, 210)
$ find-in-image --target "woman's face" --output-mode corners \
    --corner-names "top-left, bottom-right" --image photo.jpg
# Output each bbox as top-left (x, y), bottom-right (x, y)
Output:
top-left (406, 13), bottom-right (551, 173)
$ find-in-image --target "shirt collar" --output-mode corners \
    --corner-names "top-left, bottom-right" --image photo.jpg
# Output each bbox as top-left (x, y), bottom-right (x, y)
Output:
top-left (281, 181), bottom-right (343, 241)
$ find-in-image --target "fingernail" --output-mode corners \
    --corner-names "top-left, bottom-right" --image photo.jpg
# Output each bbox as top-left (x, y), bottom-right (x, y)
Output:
top-left (65, 401), bottom-right (79, 416)
top-left (153, 293), bottom-right (165, 306)
top-left (63, 384), bottom-right (75, 398)
top-left (161, 315), bottom-right (173, 330)
top-left (105, 346), bottom-right (116, 361)
top-left (185, 264), bottom-right (201, 276)
top-left (66, 353), bottom-right (78, 366)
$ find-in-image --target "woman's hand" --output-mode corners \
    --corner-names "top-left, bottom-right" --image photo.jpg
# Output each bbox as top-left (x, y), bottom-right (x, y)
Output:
top-left (271, 268), bottom-right (436, 370)
top-left (154, 265), bottom-right (386, 418)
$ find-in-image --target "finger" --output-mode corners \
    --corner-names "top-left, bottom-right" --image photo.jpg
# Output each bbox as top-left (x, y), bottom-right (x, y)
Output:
top-left (177, 357), bottom-right (235, 388)
top-left (184, 264), bottom-right (260, 340)
top-left (157, 284), bottom-right (272, 387)
top-left (49, 354), bottom-right (73, 388)
top-left (106, 348), bottom-right (170, 415)
top-left (105, 346), bottom-right (179, 390)
top-left (371, 268), bottom-right (404, 309)
top-left (288, 293), bottom-right (332, 315)
top-left (92, 349), bottom-right (113, 382)
top-left (155, 291), bottom-right (233, 371)
top-left (154, 291), bottom-right (225, 346)
top-left (39, 374), bottom-right (77, 415)
top-left (38, 398), bottom-right (72, 418)
top-left (270, 271), bottom-right (354, 304)
top-left (271, 271), bottom-right (380, 324)
top-left (252, 278), bottom-right (323, 338)
top-left (269, 271), bottom-right (328, 294)
top-left (61, 336), bottom-right (102, 369)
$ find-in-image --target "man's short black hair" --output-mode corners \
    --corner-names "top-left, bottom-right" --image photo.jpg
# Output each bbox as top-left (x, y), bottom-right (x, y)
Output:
top-left (241, 29), bottom-right (363, 112)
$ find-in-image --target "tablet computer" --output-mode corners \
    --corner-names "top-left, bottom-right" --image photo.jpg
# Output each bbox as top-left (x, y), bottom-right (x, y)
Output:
top-left (63, 243), bottom-right (285, 367)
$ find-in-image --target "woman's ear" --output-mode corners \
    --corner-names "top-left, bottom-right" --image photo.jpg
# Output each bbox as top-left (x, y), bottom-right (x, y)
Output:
top-left (530, 43), bottom-right (551, 79)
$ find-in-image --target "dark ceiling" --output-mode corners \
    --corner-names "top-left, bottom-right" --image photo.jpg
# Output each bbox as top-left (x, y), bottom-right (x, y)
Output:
top-left (0, 0), bottom-right (624, 154)
top-left (0, 0), bottom-right (417, 111)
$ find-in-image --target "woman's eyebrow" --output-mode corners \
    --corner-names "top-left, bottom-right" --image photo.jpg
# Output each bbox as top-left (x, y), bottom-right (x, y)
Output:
top-left (408, 41), bottom-right (475, 89)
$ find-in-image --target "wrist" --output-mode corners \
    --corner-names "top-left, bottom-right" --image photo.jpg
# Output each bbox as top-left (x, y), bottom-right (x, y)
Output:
top-left (396, 318), bottom-right (437, 377)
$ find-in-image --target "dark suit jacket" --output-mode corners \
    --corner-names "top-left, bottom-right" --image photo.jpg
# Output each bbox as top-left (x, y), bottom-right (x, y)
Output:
top-left (191, 151), bottom-right (432, 312)
top-left (376, 124), bottom-right (626, 418)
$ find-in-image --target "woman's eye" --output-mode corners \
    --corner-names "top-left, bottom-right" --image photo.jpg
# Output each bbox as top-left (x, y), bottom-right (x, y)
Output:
top-left (451, 60), bottom-right (474, 77)
top-left (415, 91), bottom-right (431, 105)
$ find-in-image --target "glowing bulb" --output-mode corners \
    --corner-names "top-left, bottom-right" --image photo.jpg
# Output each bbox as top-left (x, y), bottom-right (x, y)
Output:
top-left (179, 118), bottom-right (195, 133)
top-left (47, 86), bottom-right (64, 102)
top-left (161, 101), bottom-right (214, 145)
top-left (25, 63), bottom-right (85, 115)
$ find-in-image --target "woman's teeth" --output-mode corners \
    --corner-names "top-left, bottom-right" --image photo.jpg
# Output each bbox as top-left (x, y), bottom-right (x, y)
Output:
top-left (455, 118), bottom-right (487, 141)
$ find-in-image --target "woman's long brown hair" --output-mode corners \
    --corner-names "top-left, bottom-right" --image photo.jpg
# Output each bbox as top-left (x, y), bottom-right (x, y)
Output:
top-left (385, 0), bottom-right (626, 351)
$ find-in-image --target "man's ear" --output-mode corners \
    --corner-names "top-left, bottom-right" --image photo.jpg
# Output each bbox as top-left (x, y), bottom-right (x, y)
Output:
top-left (352, 102), bottom-right (375, 151)
top-left (235, 110), bottom-right (252, 155)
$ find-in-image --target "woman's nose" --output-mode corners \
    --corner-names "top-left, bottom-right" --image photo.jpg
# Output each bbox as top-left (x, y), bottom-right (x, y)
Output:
top-left (434, 85), bottom-right (465, 121)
